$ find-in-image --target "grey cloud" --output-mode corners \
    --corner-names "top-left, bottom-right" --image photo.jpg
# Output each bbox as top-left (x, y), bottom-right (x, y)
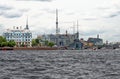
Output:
top-left (0, 4), bottom-right (29, 18)
top-left (2, 10), bottom-right (23, 18)
top-left (97, 5), bottom-right (120, 18)
top-left (3, 13), bottom-right (22, 18)
top-left (109, 14), bottom-right (118, 18)
top-left (107, 11), bottom-right (120, 18)
top-left (83, 30), bottom-right (106, 36)
top-left (0, 4), bottom-right (28, 19)
top-left (98, 5), bottom-right (120, 18)
top-left (0, 4), bottom-right (23, 18)
top-left (0, 4), bottom-right (13, 10)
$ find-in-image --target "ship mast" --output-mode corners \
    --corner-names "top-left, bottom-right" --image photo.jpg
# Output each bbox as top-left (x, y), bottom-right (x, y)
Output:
top-left (55, 9), bottom-right (59, 46)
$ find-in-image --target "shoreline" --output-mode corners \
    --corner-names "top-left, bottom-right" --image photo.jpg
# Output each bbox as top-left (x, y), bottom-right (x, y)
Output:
top-left (0, 47), bottom-right (58, 50)
top-left (0, 47), bottom-right (119, 51)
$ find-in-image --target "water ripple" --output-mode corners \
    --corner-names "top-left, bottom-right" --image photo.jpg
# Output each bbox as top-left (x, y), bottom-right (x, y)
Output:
top-left (0, 50), bottom-right (120, 79)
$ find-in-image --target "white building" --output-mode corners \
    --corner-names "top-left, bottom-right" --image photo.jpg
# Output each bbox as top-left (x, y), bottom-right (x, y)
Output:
top-left (3, 20), bottom-right (32, 47)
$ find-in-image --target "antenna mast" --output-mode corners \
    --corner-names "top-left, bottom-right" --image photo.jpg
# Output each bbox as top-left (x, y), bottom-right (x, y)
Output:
top-left (77, 20), bottom-right (79, 33)
top-left (76, 20), bottom-right (79, 39)
top-left (56, 9), bottom-right (59, 35)
top-left (26, 16), bottom-right (29, 30)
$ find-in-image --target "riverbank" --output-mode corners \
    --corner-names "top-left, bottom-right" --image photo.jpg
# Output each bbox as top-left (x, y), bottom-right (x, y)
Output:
top-left (0, 47), bottom-right (58, 50)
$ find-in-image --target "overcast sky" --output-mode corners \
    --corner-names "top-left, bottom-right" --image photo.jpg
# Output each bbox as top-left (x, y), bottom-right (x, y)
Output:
top-left (0, 0), bottom-right (120, 42)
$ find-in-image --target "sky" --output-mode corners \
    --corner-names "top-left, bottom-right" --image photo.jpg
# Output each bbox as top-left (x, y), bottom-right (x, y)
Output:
top-left (0, 0), bottom-right (120, 42)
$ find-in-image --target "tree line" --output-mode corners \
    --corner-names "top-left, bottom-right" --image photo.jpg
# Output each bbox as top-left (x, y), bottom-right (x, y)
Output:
top-left (0, 36), bottom-right (55, 47)
top-left (0, 36), bottom-right (16, 47)
top-left (32, 38), bottom-right (55, 47)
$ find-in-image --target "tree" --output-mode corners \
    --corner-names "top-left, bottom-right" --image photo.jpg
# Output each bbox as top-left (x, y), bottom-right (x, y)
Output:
top-left (1, 42), bottom-right (8, 47)
top-left (0, 36), bottom-right (16, 47)
top-left (0, 36), bottom-right (7, 47)
top-left (32, 39), bottom-right (37, 46)
top-left (0, 36), bottom-right (6, 43)
top-left (48, 42), bottom-right (55, 47)
top-left (35, 39), bottom-right (39, 44)
top-left (8, 40), bottom-right (16, 47)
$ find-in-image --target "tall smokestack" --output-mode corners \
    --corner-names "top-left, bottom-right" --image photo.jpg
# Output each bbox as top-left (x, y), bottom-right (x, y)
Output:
top-left (97, 34), bottom-right (99, 38)
top-left (66, 30), bottom-right (68, 36)
top-left (56, 9), bottom-right (58, 35)
top-left (26, 16), bottom-right (29, 30)
top-left (76, 20), bottom-right (79, 39)
top-left (77, 20), bottom-right (79, 33)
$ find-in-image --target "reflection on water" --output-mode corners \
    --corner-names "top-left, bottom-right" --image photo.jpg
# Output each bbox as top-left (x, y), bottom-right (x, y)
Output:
top-left (0, 50), bottom-right (120, 79)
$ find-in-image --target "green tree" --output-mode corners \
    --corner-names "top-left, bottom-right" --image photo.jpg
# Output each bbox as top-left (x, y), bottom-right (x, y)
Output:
top-left (1, 42), bottom-right (8, 47)
top-left (0, 36), bottom-right (7, 47)
top-left (8, 40), bottom-right (16, 47)
top-left (35, 39), bottom-right (39, 44)
top-left (48, 42), bottom-right (55, 47)
top-left (0, 36), bottom-right (6, 43)
top-left (32, 39), bottom-right (37, 46)
top-left (0, 36), bottom-right (16, 47)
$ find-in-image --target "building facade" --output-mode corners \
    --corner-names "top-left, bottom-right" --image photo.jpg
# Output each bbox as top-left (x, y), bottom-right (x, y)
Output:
top-left (40, 32), bottom-right (79, 47)
top-left (3, 21), bottom-right (32, 47)
top-left (87, 35), bottom-right (103, 46)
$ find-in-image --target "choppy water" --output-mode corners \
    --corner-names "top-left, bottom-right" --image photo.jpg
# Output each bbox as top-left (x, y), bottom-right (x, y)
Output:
top-left (0, 50), bottom-right (120, 79)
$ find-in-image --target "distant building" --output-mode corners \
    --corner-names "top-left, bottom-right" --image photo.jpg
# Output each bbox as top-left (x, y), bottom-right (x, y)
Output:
top-left (38, 9), bottom-right (83, 49)
top-left (3, 19), bottom-right (32, 47)
top-left (41, 32), bottom-right (79, 47)
top-left (87, 35), bottom-right (103, 46)
top-left (69, 39), bottom-right (83, 50)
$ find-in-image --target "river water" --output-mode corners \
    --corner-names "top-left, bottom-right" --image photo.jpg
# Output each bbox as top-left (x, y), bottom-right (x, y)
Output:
top-left (0, 50), bottom-right (120, 79)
